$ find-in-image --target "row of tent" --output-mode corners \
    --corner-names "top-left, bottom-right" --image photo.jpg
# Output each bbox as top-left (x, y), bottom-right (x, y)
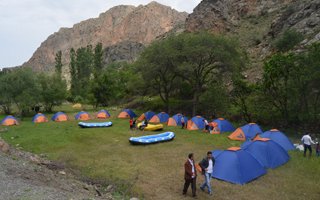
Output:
top-left (0, 110), bottom-right (111, 125)
top-left (117, 109), bottom-right (235, 132)
top-left (211, 137), bottom-right (291, 184)
top-left (118, 110), bottom-right (295, 150)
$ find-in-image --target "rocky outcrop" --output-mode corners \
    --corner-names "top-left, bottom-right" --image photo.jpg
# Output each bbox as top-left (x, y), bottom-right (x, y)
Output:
top-left (185, 0), bottom-right (319, 81)
top-left (269, 0), bottom-right (320, 41)
top-left (186, 0), bottom-right (294, 33)
top-left (104, 41), bottom-right (145, 65)
top-left (23, 1), bottom-right (187, 72)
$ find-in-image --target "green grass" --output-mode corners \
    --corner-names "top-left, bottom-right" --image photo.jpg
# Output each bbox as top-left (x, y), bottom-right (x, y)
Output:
top-left (1, 110), bottom-right (319, 200)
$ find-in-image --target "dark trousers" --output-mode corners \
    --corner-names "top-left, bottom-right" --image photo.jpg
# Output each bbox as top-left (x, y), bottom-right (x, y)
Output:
top-left (304, 144), bottom-right (312, 157)
top-left (183, 177), bottom-right (196, 196)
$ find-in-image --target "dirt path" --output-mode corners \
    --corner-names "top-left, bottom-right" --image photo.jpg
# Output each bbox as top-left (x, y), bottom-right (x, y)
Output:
top-left (0, 141), bottom-right (113, 200)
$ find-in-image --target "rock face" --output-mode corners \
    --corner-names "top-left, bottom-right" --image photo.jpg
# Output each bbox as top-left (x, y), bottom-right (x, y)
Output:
top-left (104, 41), bottom-right (145, 65)
top-left (185, 0), bottom-right (320, 81)
top-left (23, 1), bottom-right (187, 72)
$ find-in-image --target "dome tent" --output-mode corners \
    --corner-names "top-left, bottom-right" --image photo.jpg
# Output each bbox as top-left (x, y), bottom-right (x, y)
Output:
top-left (241, 138), bottom-right (290, 169)
top-left (228, 123), bottom-right (263, 141)
top-left (211, 147), bottom-right (267, 185)
top-left (260, 129), bottom-right (295, 151)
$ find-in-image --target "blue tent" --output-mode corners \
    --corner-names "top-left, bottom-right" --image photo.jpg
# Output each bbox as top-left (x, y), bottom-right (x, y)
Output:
top-left (149, 112), bottom-right (170, 123)
top-left (228, 123), bottom-right (263, 141)
top-left (212, 147), bottom-right (267, 185)
top-left (212, 118), bottom-right (235, 133)
top-left (118, 109), bottom-right (137, 119)
top-left (260, 129), bottom-right (295, 151)
top-left (74, 111), bottom-right (90, 120)
top-left (32, 113), bottom-right (48, 123)
top-left (138, 111), bottom-right (155, 121)
top-left (187, 116), bottom-right (206, 130)
top-left (96, 109), bottom-right (111, 119)
top-left (167, 114), bottom-right (188, 126)
top-left (241, 138), bottom-right (290, 169)
top-left (51, 112), bottom-right (68, 122)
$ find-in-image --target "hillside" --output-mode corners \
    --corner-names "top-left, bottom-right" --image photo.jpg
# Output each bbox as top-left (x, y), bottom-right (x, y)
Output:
top-left (186, 0), bottom-right (320, 80)
top-left (22, 1), bottom-right (187, 72)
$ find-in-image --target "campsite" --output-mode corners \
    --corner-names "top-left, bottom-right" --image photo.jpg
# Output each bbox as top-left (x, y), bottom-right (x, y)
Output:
top-left (1, 0), bottom-right (320, 199)
top-left (1, 106), bottom-right (319, 200)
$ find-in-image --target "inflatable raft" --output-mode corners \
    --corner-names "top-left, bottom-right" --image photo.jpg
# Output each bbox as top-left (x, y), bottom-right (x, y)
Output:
top-left (137, 123), bottom-right (163, 131)
top-left (129, 132), bottom-right (175, 144)
top-left (78, 121), bottom-right (112, 128)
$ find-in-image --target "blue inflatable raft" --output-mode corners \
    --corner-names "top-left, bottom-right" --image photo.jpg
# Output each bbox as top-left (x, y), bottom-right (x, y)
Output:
top-left (78, 121), bottom-right (112, 128)
top-left (129, 132), bottom-right (175, 145)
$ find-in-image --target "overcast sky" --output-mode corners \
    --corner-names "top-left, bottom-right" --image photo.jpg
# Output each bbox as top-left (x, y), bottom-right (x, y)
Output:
top-left (0, 0), bottom-right (201, 69)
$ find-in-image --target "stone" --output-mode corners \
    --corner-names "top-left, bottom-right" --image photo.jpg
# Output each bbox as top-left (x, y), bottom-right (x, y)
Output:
top-left (0, 139), bottom-right (10, 153)
top-left (59, 171), bottom-right (66, 175)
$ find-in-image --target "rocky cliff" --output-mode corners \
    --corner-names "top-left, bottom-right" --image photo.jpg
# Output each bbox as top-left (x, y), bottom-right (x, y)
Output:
top-left (186, 0), bottom-right (320, 80)
top-left (23, 1), bottom-right (187, 72)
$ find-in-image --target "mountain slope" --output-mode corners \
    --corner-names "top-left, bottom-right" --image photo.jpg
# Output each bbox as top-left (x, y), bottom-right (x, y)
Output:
top-left (186, 0), bottom-right (320, 80)
top-left (22, 1), bottom-right (187, 72)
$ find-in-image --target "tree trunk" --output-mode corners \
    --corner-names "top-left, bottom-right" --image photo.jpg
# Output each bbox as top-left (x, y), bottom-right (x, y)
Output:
top-left (192, 91), bottom-right (200, 116)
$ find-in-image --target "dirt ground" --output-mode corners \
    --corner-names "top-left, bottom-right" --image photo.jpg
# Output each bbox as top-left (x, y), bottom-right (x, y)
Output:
top-left (0, 141), bottom-right (114, 200)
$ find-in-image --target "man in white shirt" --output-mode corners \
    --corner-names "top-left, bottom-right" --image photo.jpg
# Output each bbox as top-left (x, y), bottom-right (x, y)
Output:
top-left (301, 133), bottom-right (316, 157)
top-left (199, 151), bottom-right (215, 196)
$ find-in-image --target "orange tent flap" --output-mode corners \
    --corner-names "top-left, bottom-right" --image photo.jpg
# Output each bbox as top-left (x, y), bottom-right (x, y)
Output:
top-left (218, 118), bottom-right (225, 120)
top-left (270, 129), bottom-right (279, 132)
top-left (227, 147), bottom-right (241, 151)
top-left (228, 128), bottom-right (246, 141)
top-left (249, 122), bottom-right (256, 125)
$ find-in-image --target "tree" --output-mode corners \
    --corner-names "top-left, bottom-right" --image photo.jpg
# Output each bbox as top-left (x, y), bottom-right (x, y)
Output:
top-left (137, 38), bottom-right (180, 112)
top-left (69, 48), bottom-right (77, 98)
top-left (262, 53), bottom-right (296, 125)
top-left (93, 43), bottom-right (104, 78)
top-left (4, 68), bottom-right (40, 116)
top-left (0, 71), bottom-right (13, 114)
top-left (176, 32), bottom-right (246, 115)
top-left (38, 74), bottom-right (67, 112)
top-left (55, 50), bottom-right (63, 76)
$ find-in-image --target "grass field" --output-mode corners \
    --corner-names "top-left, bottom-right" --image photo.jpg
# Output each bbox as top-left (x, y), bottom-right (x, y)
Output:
top-left (1, 109), bottom-right (319, 200)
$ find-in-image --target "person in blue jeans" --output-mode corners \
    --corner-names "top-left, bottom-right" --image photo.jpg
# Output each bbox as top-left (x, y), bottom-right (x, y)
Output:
top-left (199, 151), bottom-right (215, 195)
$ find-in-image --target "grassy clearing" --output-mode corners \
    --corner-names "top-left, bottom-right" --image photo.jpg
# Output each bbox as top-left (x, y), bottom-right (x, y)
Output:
top-left (1, 110), bottom-right (319, 200)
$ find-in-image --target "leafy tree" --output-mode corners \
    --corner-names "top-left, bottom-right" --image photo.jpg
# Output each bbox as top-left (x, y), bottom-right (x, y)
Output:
top-left (55, 50), bottom-right (63, 76)
top-left (176, 32), bottom-right (246, 115)
top-left (38, 74), bottom-right (67, 112)
top-left (4, 68), bottom-right (40, 116)
top-left (137, 38), bottom-right (180, 112)
top-left (0, 71), bottom-right (13, 114)
top-left (93, 43), bottom-right (104, 78)
top-left (262, 53), bottom-right (296, 125)
top-left (69, 48), bottom-right (77, 98)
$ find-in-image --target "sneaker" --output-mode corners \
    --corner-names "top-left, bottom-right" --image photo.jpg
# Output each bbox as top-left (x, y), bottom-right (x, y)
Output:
top-left (200, 187), bottom-right (205, 192)
top-left (209, 192), bottom-right (213, 196)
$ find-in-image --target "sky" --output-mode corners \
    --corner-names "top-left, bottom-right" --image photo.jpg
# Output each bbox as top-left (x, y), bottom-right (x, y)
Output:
top-left (0, 0), bottom-right (202, 69)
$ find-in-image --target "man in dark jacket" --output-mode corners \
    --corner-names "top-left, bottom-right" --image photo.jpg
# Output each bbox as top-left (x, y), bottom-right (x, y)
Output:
top-left (199, 151), bottom-right (215, 195)
top-left (183, 153), bottom-right (197, 197)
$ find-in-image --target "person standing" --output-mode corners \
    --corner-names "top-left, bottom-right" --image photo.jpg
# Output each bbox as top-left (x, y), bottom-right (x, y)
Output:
top-left (203, 119), bottom-right (209, 133)
top-left (199, 151), bottom-right (215, 196)
top-left (183, 153), bottom-right (197, 198)
top-left (181, 115), bottom-right (185, 129)
top-left (129, 118), bottom-right (133, 130)
top-left (301, 133), bottom-right (316, 157)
